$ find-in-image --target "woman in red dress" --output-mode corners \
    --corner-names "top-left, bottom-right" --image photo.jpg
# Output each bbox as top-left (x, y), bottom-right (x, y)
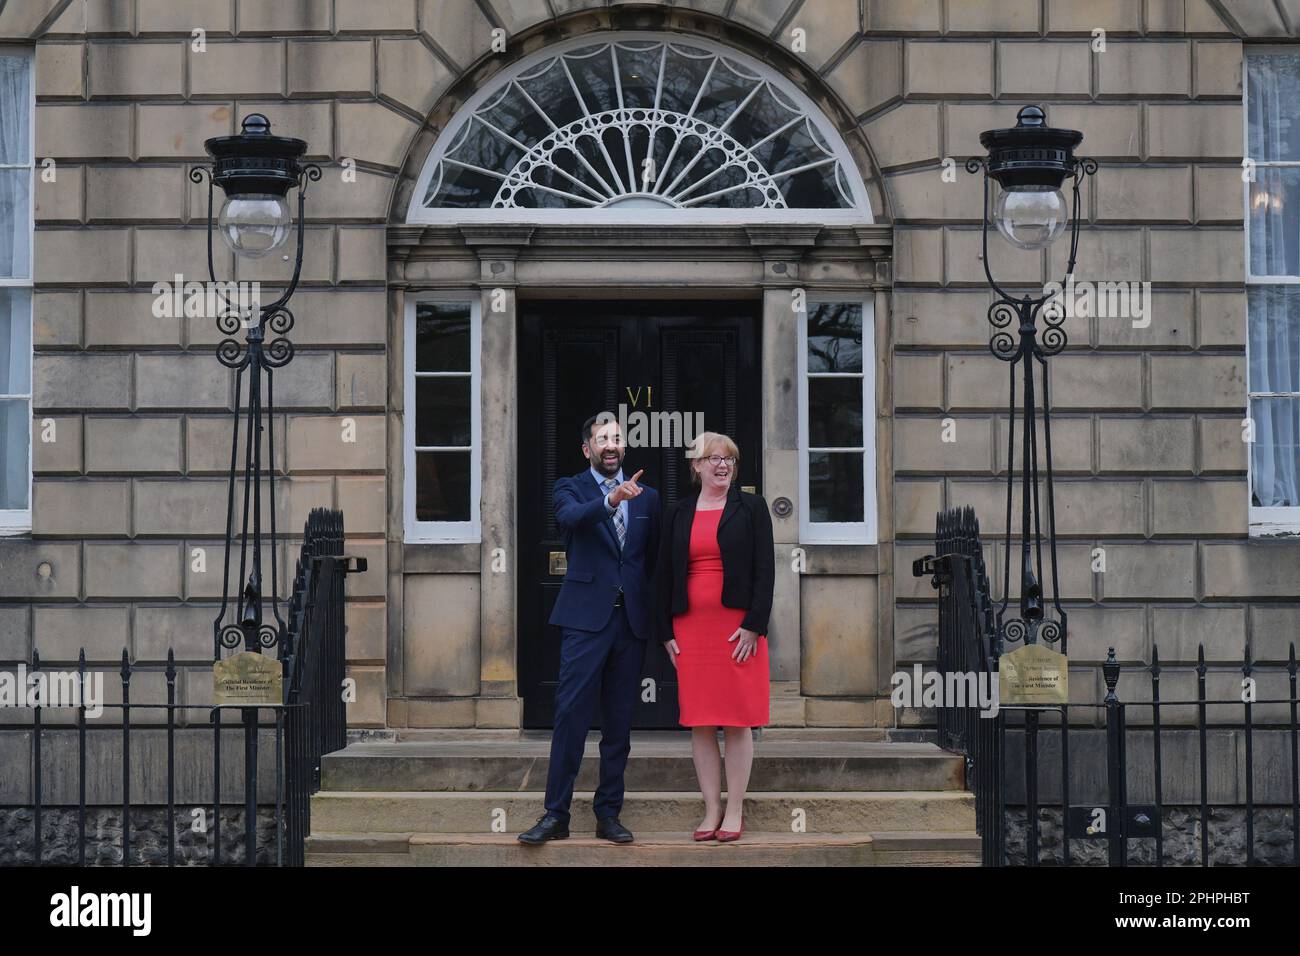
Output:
top-left (657, 432), bottom-right (774, 842)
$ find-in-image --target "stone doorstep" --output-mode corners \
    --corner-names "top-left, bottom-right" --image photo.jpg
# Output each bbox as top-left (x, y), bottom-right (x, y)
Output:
top-left (382, 733), bottom-right (894, 749)
top-left (303, 831), bottom-right (983, 867)
top-left (868, 830), bottom-right (984, 851)
top-left (318, 740), bottom-right (966, 792)
top-left (308, 790), bottom-right (978, 835)
top-left (388, 695), bottom-right (894, 730)
top-left (324, 736), bottom-right (957, 757)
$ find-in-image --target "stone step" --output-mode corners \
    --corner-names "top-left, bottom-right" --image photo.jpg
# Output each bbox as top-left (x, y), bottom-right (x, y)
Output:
top-left (320, 739), bottom-right (964, 792)
top-left (309, 789), bottom-right (977, 834)
top-left (304, 830), bottom-right (982, 867)
top-left (382, 733), bottom-right (894, 749)
top-left (868, 831), bottom-right (985, 866)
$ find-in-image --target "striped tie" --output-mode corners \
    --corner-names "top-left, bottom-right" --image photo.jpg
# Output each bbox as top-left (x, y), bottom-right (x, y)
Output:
top-left (603, 478), bottom-right (626, 549)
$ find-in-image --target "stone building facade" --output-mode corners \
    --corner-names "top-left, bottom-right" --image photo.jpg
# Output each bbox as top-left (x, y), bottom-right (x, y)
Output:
top-left (0, 0), bottom-right (1293, 737)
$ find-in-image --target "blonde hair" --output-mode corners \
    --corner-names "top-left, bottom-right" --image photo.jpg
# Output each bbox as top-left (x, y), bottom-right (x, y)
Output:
top-left (687, 431), bottom-right (740, 486)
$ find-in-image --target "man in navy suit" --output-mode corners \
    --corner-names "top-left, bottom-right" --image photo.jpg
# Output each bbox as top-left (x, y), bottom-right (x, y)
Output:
top-left (518, 413), bottom-right (660, 845)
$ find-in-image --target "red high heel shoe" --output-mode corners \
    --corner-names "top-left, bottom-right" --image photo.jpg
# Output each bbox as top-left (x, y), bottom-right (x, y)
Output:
top-left (716, 814), bottom-right (744, 843)
top-left (693, 811), bottom-right (722, 841)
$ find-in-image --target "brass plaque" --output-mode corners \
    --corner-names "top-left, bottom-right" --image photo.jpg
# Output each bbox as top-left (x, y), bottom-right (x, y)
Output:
top-left (999, 643), bottom-right (1068, 706)
top-left (213, 651), bottom-right (283, 706)
top-left (741, 485), bottom-right (757, 494)
top-left (549, 550), bottom-right (567, 575)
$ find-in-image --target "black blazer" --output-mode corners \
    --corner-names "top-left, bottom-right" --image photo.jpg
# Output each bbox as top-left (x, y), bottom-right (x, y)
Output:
top-left (656, 485), bottom-right (775, 642)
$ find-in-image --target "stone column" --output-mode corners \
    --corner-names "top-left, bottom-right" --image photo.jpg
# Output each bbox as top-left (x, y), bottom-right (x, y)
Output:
top-left (749, 228), bottom-right (822, 720)
top-left (476, 257), bottom-right (519, 727)
top-left (760, 283), bottom-right (801, 692)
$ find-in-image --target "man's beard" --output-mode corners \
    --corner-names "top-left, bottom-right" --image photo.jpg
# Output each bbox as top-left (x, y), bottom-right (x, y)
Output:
top-left (593, 451), bottom-right (623, 477)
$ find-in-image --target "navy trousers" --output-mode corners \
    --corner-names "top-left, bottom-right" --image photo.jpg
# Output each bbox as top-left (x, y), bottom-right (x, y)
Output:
top-left (543, 605), bottom-right (645, 824)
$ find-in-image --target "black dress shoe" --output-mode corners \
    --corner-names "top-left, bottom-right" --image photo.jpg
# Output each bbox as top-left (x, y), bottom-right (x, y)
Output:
top-left (595, 816), bottom-right (634, 843)
top-left (517, 813), bottom-right (569, 845)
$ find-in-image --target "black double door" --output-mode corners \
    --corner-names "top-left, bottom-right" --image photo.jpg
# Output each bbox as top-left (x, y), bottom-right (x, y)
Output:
top-left (517, 300), bottom-right (762, 729)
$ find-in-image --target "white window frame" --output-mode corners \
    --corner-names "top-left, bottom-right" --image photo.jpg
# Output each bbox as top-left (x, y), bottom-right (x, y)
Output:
top-left (405, 30), bottom-right (874, 227)
top-left (0, 46), bottom-right (33, 536)
top-left (1244, 48), bottom-right (1300, 536)
top-left (403, 292), bottom-right (482, 544)
top-left (797, 294), bottom-right (877, 545)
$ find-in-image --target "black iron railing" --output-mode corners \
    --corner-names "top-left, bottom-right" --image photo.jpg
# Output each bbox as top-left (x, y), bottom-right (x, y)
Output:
top-left (9, 508), bottom-right (361, 866)
top-left (280, 508), bottom-right (364, 864)
top-left (914, 506), bottom-right (1006, 865)
top-left (917, 506), bottom-right (1300, 867)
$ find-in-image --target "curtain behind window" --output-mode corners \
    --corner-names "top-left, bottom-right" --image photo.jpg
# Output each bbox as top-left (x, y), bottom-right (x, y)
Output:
top-left (1248, 54), bottom-right (1300, 508)
top-left (1249, 287), bottom-right (1300, 505)
top-left (0, 54), bottom-right (29, 277)
top-left (0, 51), bottom-right (30, 513)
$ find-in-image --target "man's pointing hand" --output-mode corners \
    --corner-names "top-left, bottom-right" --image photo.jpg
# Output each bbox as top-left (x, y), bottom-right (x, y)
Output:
top-left (608, 469), bottom-right (644, 505)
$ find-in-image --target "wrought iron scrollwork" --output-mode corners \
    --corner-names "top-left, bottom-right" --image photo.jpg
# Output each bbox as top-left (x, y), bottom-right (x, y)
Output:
top-left (1039, 619), bottom-right (1064, 645)
top-left (218, 624), bottom-right (244, 651)
top-left (265, 306), bottom-right (294, 335)
top-left (264, 338), bottom-right (294, 368)
top-left (1003, 618), bottom-right (1029, 645)
top-left (215, 338), bottom-right (248, 369)
top-left (1038, 298), bottom-right (1068, 357)
top-left (263, 307), bottom-right (296, 368)
top-left (998, 615), bottom-right (1066, 647)
top-left (987, 300), bottom-right (1019, 361)
top-left (216, 311), bottom-right (243, 337)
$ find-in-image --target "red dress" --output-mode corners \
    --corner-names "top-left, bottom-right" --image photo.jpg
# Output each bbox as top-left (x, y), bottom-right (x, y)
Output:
top-left (673, 507), bottom-right (770, 727)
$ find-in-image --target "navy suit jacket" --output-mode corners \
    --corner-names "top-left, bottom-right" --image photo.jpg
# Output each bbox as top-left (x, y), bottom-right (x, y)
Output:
top-left (547, 469), bottom-right (660, 640)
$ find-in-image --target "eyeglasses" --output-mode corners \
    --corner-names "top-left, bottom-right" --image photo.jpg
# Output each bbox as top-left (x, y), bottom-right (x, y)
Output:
top-left (702, 455), bottom-right (737, 466)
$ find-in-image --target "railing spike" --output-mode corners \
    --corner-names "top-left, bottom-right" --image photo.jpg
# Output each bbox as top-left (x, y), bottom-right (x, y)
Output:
top-left (1103, 647), bottom-right (1120, 700)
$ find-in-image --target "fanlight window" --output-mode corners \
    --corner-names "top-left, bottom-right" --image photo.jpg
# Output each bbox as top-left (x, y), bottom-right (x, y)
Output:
top-left (409, 34), bottom-right (871, 222)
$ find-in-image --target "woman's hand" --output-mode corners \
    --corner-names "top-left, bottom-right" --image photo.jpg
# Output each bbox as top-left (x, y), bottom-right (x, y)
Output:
top-left (728, 628), bottom-right (761, 663)
top-left (663, 638), bottom-right (680, 669)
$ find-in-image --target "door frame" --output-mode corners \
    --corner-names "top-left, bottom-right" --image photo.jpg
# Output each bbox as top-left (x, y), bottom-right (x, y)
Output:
top-left (384, 223), bottom-right (894, 729)
top-left (515, 298), bottom-right (764, 728)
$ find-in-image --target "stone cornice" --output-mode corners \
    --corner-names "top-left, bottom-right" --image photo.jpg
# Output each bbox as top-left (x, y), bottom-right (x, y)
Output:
top-left (743, 225), bottom-right (824, 248)
top-left (388, 222), bottom-right (894, 257)
top-left (458, 225), bottom-right (536, 248)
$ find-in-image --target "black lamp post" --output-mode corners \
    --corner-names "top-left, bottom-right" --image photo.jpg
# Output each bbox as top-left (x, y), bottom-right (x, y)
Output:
top-left (191, 113), bottom-right (320, 865)
top-left (965, 105), bottom-right (1097, 658)
top-left (191, 113), bottom-right (320, 661)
